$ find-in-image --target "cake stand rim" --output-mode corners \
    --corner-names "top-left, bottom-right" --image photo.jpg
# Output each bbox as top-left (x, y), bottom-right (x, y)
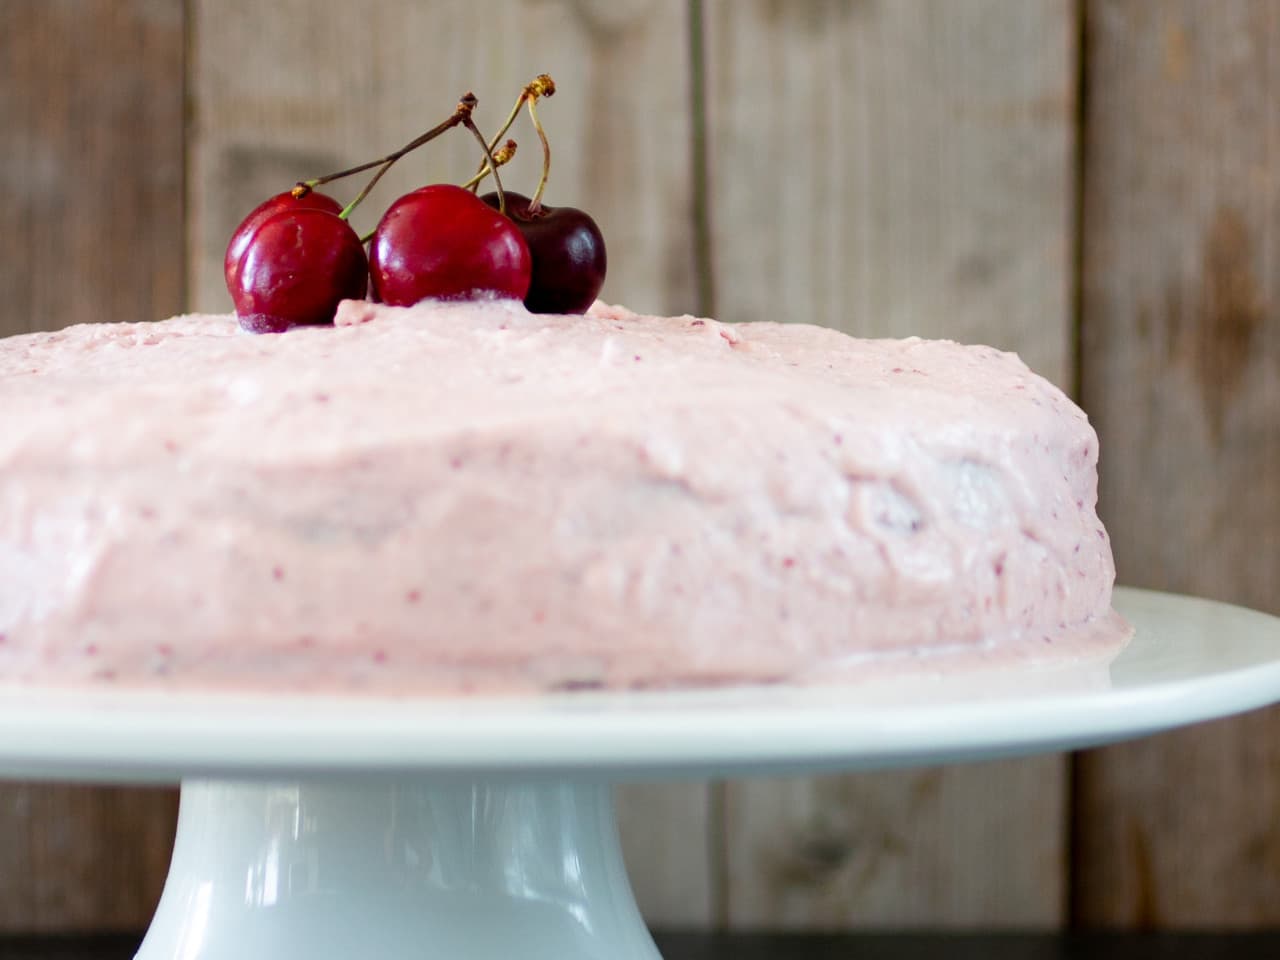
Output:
top-left (1, 586), bottom-right (1277, 785)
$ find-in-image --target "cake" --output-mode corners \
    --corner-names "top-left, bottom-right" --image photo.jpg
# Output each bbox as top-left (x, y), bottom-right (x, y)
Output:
top-left (0, 299), bottom-right (1128, 694)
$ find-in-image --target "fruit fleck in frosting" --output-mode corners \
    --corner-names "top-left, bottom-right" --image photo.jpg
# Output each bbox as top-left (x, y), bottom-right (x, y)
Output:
top-left (0, 299), bottom-right (1128, 694)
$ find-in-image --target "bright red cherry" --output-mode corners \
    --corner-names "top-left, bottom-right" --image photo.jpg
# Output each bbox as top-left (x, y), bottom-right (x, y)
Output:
top-left (224, 191), bottom-right (343, 294)
top-left (369, 184), bottom-right (532, 306)
top-left (481, 191), bottom-right (606, 314)
top-left (231, 208), bottom-right (368, 334)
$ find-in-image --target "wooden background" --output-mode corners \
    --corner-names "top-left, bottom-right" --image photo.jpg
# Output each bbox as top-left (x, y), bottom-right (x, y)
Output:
top-left (0, 0), bottom-right (1276, 932)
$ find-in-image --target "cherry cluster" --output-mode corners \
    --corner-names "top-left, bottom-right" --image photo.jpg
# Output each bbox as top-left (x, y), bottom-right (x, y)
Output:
top-left (224, 79), bottom-right (607, 334)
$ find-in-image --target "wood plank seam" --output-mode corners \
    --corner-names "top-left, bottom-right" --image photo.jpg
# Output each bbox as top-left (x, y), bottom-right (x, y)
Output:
top-left (689, 0), bottom-right (718, 321)
top-left (683, 0), bottom-right (730, 932)
top-left (1066, 0), bottom-right (1089, 930)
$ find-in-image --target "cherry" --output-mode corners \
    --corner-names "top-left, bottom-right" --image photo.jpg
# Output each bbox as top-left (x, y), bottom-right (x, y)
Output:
top-left (224, 191), bottom-right (343, 294)
top-left (369, 184), bottom-right (531, 305)
top-left (230, 208), bottom-right (368, 334)
top-left (481, 192), bottom-right (606, 314)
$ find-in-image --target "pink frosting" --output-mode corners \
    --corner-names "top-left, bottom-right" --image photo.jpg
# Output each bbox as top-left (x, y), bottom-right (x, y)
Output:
top-left (0, 300), bottom-right (1126, 694)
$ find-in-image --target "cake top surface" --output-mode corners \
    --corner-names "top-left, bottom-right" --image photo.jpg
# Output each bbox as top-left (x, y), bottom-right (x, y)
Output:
top-left (1, 299), bottom-right (1083, 468)
top-left (0, 298), bottom-right (1120, 693)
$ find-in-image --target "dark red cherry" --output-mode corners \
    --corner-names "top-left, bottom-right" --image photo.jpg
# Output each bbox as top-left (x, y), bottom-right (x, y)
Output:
top-left (224, 191), bottom-right (343, 294)
top-left (369, 184), bottom-right (532, 306)
top-left (231, 208), bottom-right (368, 334)
top-left (481, 192), bottom-right (606, 314)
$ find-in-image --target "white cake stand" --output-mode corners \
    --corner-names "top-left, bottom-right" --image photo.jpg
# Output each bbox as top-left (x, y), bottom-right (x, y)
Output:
top-left (2, 587), bottom-right (1278, 960)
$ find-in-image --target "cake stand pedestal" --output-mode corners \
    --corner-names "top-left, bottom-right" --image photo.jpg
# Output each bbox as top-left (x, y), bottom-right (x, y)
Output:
top-left (2, 588), bottom-right (1279, 960)
top-left (140, 778), bottom-right (654, 960)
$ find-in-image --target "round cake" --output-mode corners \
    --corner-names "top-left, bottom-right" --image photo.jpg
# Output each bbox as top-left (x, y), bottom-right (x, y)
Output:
top-left (0, 299), bottom-right (1127, 694)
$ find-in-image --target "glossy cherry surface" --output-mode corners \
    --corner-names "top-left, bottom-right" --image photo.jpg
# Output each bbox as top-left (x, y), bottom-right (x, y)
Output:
top-left (481, 191), bottom-right (606, 314)
top-left (231, 208), bottom-right (368, 334)
top-left (369, 184), bottom-right (531, 306)
top-left (224, 191), bottom-right (343, 294)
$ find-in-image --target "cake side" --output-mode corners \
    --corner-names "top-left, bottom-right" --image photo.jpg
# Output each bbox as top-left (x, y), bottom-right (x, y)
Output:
top-left (0, 300), bottom-right (1125, 693)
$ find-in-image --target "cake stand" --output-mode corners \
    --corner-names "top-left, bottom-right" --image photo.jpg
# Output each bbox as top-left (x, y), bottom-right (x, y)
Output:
top-left (2, 587), bottom-right (1278, 960)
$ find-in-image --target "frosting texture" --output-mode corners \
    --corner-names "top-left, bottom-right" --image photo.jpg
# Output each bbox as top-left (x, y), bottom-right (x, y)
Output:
top-left (0, 300), bottom-right (1125, 693)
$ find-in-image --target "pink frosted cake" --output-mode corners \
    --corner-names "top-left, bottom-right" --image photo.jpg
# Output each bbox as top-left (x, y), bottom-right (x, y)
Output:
top-left (0, 299), bottom-right (1127, 694)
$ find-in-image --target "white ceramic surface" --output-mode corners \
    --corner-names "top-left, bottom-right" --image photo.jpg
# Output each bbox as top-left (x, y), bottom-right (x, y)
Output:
top-left (0, 588), bottom-right (1276, 783)
top-left (136, 779), bottom-right (660, 960)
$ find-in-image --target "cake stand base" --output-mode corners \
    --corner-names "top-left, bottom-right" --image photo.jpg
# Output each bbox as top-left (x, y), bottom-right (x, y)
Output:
top-left (136, 777), bottom-right (660, 960)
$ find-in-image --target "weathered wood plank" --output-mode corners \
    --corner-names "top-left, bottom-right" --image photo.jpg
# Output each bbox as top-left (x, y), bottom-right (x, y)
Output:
top-left (0, 0), bottom-right (185, 931)
top-left (705, 0), bottom-right (1077, 382)
top-left (1074, 0), bottom-right (1280, 926)
top-left (706, 0), bottom-right (1079, 927)
top-left (725, 763), bottom-right (1066, 927)
top-left (4, 786), bottom-right (179, 933)
top-left (0, 0), bottom-right (185, 336)
top-left (189, 0), bottom-right (712, 927)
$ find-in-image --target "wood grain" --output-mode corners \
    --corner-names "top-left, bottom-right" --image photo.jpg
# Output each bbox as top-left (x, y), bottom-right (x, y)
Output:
top-left (704, 0), bottom-right (1077, 381)
top-left (0, 0), bottom-right (185, 336)
top-left (705, 0), bottom-right (1079, 927)
top-left (725, 763), bottom-right (1066, 928)
top-left (188, 0), bottom-right (713, 927)
top-left (0, 0), bottom-right (184, 931)
top-left (1073, 0), bottom-right (1280, 926)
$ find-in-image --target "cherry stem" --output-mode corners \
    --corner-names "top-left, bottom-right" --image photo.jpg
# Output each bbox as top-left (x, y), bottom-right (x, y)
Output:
top-left (338, 160), bottom-right (394, 220)
top-left (526, 95), bottom-right (552, 213)
top-left (475, 99), bottom-right (526, 184)
top-left (472, 74), bottom-right (556, 189)
top-left (294, 94), bottom-right (478, 217)
top-left (461, 110), bottom-right (507, 214)
top-left (459, 139), bottom-right (517, 191)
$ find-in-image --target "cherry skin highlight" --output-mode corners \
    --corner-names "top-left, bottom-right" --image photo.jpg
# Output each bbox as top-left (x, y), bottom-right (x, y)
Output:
top-left (231, 208), bottom-right (368, 334)
top-left (369, 184), bottom-right (532, 306)
top-left (481, 191), bottom-right (606, 315)
top-left (224, 191), bottom-right (343, 294)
